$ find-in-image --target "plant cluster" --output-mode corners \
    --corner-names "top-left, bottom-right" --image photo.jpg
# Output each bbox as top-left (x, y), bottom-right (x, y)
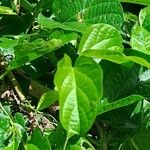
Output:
top-left (0, 0), bottom-right (150, 149)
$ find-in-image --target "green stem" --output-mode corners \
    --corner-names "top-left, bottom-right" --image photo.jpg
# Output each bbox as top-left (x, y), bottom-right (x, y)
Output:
top-left (63, 136), bottom-right (69, 150)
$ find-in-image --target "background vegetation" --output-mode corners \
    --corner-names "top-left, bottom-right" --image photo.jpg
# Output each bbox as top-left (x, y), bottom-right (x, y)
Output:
top-left (0, 0), bottom-right (150, 149)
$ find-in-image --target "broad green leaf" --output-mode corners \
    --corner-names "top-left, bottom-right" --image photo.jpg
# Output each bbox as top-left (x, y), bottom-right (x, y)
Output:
top-left (0, 6), bottom-right (16, 15)
top-left (54, 55), bottom-right (103, 135)
top-left (36, 90), bottom-right (59, 111)
top-left (139, 7), bottom-right (150, 32)
top-left (8, 39), bottom-right (63, 70)
top-left (38, 13), bottom-right (88, 33)
top-left (53, 0), bottom-right (124, 29)
top-left (120, 0), bottom-right (150, 6)
top-left (130, 25), bottom-right (150, 53)
top-left (97, 95), bottom-right (144, 115)
top-left (27, 127), bottom-right (51, 150)
top-left (78, 24), bottom-right (123, 55)
top-left (119, 127), bottom-right (150, 150)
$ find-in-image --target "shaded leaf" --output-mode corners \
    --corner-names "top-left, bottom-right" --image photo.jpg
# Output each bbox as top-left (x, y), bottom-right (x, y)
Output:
top-left (36, 90), bottom-right (59, 111)
top-left (27, 127), bottom-right (51, 150)
top-left (119, 127), bottom-right (150, 150)
top-left (97, 95), bottom-right (144, 115)
top-left (120, 0), bottom-right (150, 6)
top-left (8, 39), bottom-right (63, 70)
top-left (38, 13), bottom-right (88, 33)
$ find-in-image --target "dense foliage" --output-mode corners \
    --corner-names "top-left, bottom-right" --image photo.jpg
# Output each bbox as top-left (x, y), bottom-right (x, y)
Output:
top-left (1, 0), bottom-right (150, 149)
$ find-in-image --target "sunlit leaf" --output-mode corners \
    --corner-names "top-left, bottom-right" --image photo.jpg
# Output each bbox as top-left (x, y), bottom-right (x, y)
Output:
top-left (54, 55), bottom-right (103, 135)
top-left (78, 24), bottom-right (123, 55)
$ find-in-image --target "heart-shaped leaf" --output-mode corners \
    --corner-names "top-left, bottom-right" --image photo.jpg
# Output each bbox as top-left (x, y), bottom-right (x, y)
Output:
top-left (54, 55), bottom-right (103, 135)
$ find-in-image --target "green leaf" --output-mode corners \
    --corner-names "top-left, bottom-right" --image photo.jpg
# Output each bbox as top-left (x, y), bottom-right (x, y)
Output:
top-left (119, 127), bottom-right (150, 150)
top-left (8, 39), bottom-right (63, 70)
top-left (82, 50), bottom-right (129, 64)
top-left (53, 0), bottom-right (124, 29)
top-left (38, 13), bottom-right (88, 33)
top-left (0, 114), bottom-right (10, 149)
top-left (36, 90), bottom-right (59, 111)
top-left (27, 127), bottom-right (51, 150)
top-left (54, 55), bottom-right (103, 135)
top-left (139, 7), bottom-right (150, 32)
top-left (81, 49), bottom-right (150, 68)
top-left (48, 124), bottom-right (66, 149)
top-left (0, 6), bottom-right (16, 15)
top-left (78, 24), bottom-right (123, 55)
top-left (4, 140), bottom-right (19, 150)
top-left (69, 137), bottom-right (95, 150)
top-left (25, 144), bottom-right (39, 150)
top-left (130, 25), bottom-right (150, 53)
top-left (120, 0), bottom-right (150, 6)
top-left (14, 113), bottom-right (26, 128)
top-left (50, 30), bottom-right (79, 44)
top-left (97, 95), bottom-right (144, 115)
top-left (125, 49), bottom-right (150, 68)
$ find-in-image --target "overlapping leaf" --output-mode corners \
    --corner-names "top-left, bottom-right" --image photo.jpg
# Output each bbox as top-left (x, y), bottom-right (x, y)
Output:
top-left (78, 24), bottom-right (123, 54)
top-left (130, 25), bottom-right (150, 53)
top-left (53, 0), bottom-right (124, 29)
top-left (139, 7), bottom-right (150, 32)
top-left (7, 39), bottom-right (63, 70)
top-left (97, 95), bottom-right (143, 115)
top-left (38, 13), bottom-right (88, 33)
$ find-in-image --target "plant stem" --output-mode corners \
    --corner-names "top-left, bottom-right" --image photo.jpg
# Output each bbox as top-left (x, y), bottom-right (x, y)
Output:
top-left (96, 122), bottom-right (108, 150)
top-left (63, 136), bottom-right (69, 150)
top-left (8, 72), bottom-right (25, 101)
